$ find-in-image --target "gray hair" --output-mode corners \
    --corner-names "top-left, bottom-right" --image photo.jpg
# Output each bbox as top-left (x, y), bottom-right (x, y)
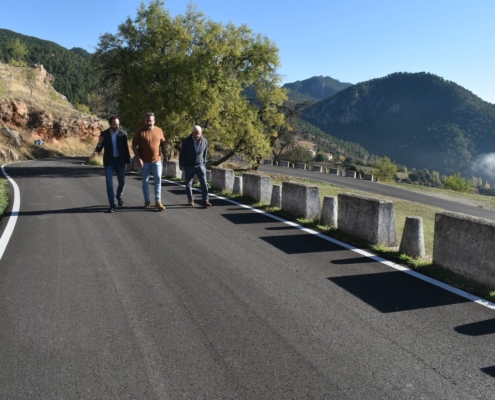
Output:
top-left (193, 125), bottom-right (202, 132)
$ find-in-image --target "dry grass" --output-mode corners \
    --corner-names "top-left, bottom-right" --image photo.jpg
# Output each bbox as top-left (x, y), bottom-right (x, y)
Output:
top-left (267, 173), bottom-right (440, 256)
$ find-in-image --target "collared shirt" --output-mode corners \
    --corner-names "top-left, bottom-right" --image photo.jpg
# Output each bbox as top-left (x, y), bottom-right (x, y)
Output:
top-left (111, 130), bottom-right (119, 157)
top-left (194, 139), bottom-right (201, 153)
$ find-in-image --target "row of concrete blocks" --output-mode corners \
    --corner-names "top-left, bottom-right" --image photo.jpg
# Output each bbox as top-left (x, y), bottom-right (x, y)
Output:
top-left (208, 167), bottom-right (495, 289)
top-left (262, 159), bottom-right (373, 181)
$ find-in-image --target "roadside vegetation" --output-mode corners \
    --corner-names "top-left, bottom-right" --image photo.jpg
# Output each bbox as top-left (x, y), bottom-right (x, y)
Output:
top-left (0, 178), bottom-right (8, 217)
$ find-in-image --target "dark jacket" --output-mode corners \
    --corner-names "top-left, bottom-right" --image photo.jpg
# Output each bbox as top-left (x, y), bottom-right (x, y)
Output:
top-left (179, 134), bottom-right (208, 167)
top-left (94, 128), bottom-right (131, 167)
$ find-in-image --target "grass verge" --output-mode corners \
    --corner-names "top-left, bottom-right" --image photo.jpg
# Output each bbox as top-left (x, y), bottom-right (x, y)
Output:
top-left (0, 178), bottom-right (8, 218)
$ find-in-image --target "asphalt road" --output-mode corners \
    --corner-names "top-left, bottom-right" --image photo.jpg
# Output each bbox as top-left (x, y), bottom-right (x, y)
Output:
top-left (0, 158), bottom-right (495, 399)
top-left (258, 164), bottom-right (495, 220)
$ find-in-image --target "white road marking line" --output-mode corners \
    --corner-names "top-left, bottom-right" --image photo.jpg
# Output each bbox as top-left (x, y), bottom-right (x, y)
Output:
top-left (0, 165), bottom-right (21, 261)
top-left (166, 178), bottom-right (495, 311)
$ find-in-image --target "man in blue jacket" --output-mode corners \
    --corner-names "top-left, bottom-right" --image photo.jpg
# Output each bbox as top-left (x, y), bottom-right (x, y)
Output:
top-left (179, 125), bottom-right (211, 207)
top-left (94, 116), bottom-right (131, 212)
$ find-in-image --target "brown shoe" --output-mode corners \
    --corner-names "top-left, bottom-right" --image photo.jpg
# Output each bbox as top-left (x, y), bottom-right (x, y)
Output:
top-left (155, 201), bottom-right (166, 211)
top-left (188, 199), bottom-right (194, 206)
top-left (144, 201), bottom-right (151, 209)
top-left (204, 201), bottom-right (212, 207)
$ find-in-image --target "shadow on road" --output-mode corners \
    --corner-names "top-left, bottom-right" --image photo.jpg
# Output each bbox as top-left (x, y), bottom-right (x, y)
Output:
top-left (329, 271), bottom-right (469, 313)
top-left (258, 233), bottom-right (344, 254)
top-left (221, 213), bottom-right (275, 225)
top-left (454, 318), bottom-right (495, 336)
top-left (481, 366), bottom-right (495, 378)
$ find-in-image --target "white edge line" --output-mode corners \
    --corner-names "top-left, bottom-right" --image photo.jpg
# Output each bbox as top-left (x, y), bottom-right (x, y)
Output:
top-left (165, 178), bottom-right (495, 311)
top-left (0, 164), bottom-right (20, 261)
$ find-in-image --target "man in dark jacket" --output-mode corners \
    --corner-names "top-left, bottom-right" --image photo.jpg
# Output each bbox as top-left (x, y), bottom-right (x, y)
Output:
top-left (94, 116), bottom-right (131, 212)
top-left (179, 125), bottom-right (211, 207)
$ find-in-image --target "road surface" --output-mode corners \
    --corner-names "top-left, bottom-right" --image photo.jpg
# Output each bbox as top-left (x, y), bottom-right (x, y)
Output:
top-left (0, 158), bottom-right (494, 399)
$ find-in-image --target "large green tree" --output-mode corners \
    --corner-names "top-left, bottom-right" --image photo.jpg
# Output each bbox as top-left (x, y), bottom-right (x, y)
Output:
top-left (92, 0), bottom-right (287, 164)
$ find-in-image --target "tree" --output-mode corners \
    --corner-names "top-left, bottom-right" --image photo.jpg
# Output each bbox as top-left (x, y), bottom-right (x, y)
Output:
top-left (92, 0), bottom-right (287, 165)
top-left (373, 156), bottom-right (397, 181)
top-left (22, 67), bottom-right (37, 97)
top-left (9, 38), bottom-right (28, 65)
top-left (443, 173), bottom-right (473, 193)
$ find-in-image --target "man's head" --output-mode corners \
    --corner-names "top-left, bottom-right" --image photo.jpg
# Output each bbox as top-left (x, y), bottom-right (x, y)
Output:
top-left (192, 125), bottom-right (202, 141)
top-left (145, 112), bottom-right (155, 129)
top-left (108, 116), bottom-right (120, 131)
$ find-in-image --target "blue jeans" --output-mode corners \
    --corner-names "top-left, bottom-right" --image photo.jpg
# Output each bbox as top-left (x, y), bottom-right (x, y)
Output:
top-left (105, 158), bottom-right (126, 206)
top-left (141, 161), bottom-right (163, 202)
top-left (184, 165), bottom-right (208, 201)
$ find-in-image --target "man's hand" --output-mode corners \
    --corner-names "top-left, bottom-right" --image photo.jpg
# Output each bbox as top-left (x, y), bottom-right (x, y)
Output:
top-left (97, 135), bottom-right (104, 145)
top-left (136, 157), bottom-right (144, 169)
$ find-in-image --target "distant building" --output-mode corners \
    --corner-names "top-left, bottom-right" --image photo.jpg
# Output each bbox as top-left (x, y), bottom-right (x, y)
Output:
top-left (307, 150), bottom-right (316, 156)
top-left (326, 153), bottom-right (333, 161)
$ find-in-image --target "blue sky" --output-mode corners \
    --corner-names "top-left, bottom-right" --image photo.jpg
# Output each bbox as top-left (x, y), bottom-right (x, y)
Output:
top-left (1, 0), bottom-right (494, 103)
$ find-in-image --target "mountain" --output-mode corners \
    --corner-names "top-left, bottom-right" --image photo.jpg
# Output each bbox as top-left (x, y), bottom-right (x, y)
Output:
top-left (303, 72), bottom-right (495, 178)
top-left (0, 28), bottom-right (98, 105)
top-left (283, 76), bottom-right (353, 103)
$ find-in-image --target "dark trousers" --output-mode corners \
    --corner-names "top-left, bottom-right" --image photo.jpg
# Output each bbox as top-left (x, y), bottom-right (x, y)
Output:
top-left (104, 158), bottom-right (125, 206)
top-left (184, 165), bottom-right (208, 201)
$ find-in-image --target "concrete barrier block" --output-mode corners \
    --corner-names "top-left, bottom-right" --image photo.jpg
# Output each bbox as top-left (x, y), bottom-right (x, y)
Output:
top-left (363, 173), bottom-right (373, 181)
top-left (338, 193), bottom-right (397, 246)
top-left (312, 165), bottom-right (323, 172)
top-left (433, 212), bottom-right (495, 287)
top-left (281, 181), bottom-right (321, 220)
top-left (321, 196), bottom-right (338, 228)
top-left (296, 163), bottom-right (306, 169)
top-left (164, 160), bottom-right (181, 179)
top-left (242, 173), bottom-right (272, 203)
top-left (346, 170), bottom-right (357, 178)
top-left (263, 159), bottom-right (273, 165)
top-left (279, 161), bottom-right (289, 167)
top-left (330, 168), bottom-right (340, 175)
top-left (399, 217), bottom-right (425, 258)
top-left (211, 168), bottom-right (235, 192)
top-left (233, 176), bottom-right (242, 195)
top-left (271, 184), bottom-right (282, 208)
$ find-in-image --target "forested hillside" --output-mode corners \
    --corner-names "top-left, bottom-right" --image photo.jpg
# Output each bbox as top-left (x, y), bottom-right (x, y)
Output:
top-left (303, 72), bottom-right (495, 178)
top-left (283, 76), bottom-right (352, 103)
top-left (0, 29), bottom-right (97, 105)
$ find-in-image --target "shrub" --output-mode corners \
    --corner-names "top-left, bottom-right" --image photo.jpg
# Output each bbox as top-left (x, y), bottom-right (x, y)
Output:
top-left (443, 173), bottom-right (473, 193)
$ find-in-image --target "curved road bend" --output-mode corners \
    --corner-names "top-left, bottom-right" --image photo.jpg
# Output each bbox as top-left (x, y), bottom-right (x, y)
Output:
top-left (0, 158), bottom-right (494, 398)
top-left (258, 164), bottom-right (495, 220)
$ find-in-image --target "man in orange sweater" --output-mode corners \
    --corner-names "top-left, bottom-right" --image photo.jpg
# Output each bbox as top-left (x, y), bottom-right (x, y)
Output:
top-left (132, 112), bottom-right (167, 211)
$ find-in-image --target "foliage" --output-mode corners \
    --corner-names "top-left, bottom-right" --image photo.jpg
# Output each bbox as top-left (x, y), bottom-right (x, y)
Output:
top-left (276, 146), bottom-right (314, 164)
top-left (408, 169), bottom-right (443, 187)
top-left (303, 72), bottom-right (495, 181)
top-left (22, 67), bottom-right (37, 97)
top-left (294, 119), bottom-right (376, 163)
top-left (9, 38), bottom-right (28, 62)
top-left (0, 28), bottom-right (99, 105)
top-left (372, 156), bottom-right (397, 181)
top-left (75, 103), bottom-right (91, 114)
top-left (443, 172), bottom-right (474, 193)
top-left (93, 0), bottom-right (287, 165)
top-left (0, 178), bottom-right (8, 220)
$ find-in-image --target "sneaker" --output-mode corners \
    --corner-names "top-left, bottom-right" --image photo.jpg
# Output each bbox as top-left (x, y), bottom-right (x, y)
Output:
top-left (109, 205), bottom-right (116, 213)
top-left (204, 201), bottom-right (212, 207)
top-left (117, 196), bottom-right (124, 206)
top-left (155, 201), bottom-right (166, 211)
top-left (188, 199), bottom-right (194, 206)
top-left (144, 201), bottom-right (151, 209)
